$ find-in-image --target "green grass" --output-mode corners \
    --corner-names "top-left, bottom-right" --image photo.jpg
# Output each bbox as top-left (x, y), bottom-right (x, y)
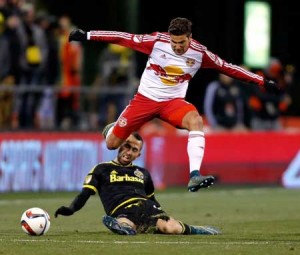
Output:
top-left (1, 186), bottom-right (300, 255)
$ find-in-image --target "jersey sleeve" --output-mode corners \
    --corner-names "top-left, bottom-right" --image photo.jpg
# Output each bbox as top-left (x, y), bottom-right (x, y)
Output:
top-left (201, 50), bottom-right (265, 86)
top-left (69, 188), bottom-right (94, 212)
top-left (88, 31), bottom-right (159, 55)
top-left (82, 164), bottom-right (104, 194)
top-left (143, 168), bottom-right (160, 206)
top-left (143, 169), bottom-right (154, 195)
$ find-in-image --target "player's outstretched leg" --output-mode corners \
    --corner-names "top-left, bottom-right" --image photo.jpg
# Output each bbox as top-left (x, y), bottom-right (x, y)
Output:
top-left (102, 122), bottom-right (116, 138)
top-left (191, 225), bottom-right (221, 235)
top-left (188, 170), bottom-right (215, 192)
top-left (102, 215), bottom-right (137, 235)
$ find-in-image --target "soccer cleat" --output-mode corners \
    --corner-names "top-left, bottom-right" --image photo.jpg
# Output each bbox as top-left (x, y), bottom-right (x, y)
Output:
top-left (102, 122), bottom-right (116, 138)
top-left (192, 225), bottom-right (221, 235)
top-left (102, 215), bottom-right (137, 235)
top-left (188, 175), bottom-right (215, 192)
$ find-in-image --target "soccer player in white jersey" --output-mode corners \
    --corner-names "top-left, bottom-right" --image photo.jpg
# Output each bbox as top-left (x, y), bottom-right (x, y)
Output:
top-left (69, 17), bottom-right (278, 192)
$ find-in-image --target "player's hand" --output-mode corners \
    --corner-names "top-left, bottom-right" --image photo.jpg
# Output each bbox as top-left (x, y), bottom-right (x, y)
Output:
top-left (69, 29), bottom-right (87, 42)
top-left (264, 79), bottom-right (280, 93)
top-left (55, 206), bottom-right (74, 217)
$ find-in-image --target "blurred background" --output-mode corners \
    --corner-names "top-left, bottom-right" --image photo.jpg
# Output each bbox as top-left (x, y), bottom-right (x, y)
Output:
top-left (0, 0), bottom-right (299, 192)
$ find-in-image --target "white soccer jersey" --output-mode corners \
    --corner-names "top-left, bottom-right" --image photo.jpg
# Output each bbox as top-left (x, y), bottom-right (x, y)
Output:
top-left (138, 36), bottom-right (203, 101)
top-left (88, 31), bottom-right (264, 102)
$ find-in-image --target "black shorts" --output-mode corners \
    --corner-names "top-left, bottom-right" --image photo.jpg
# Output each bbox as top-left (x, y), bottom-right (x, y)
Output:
top-left (111, 199), bottom-right (170, 233)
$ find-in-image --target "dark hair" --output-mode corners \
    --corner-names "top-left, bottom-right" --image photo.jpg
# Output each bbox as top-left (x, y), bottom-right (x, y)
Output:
top-left (132, 132), bottom-right (143, 144)
top-left (168, 17), bottom-right (192, 36)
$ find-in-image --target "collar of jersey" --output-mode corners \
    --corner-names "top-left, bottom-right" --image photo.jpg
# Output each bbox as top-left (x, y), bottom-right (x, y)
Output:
top-left (110, 160), bottom-right (133, 167)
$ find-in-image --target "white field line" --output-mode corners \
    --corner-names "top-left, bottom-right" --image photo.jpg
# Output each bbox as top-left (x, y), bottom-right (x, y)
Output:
top-left (0, 239), bottom-right (296, 245)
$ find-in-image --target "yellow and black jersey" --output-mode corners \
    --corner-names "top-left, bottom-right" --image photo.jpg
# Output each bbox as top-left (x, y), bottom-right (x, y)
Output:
top-left (82, 160), bottom-right (156, 215)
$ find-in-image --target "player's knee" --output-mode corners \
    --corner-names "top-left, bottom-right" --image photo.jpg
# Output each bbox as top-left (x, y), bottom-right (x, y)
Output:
top-left (106, 137), bottom-right (123, 150)
top-left (106, 140), bottom-right (119, 150)
top-left (183, 111), bottom-right (203, 130)
top-left (157, 222), bottom-right (169, 233)
top-left (192, 115), bottom-right (203, 128)
top-left (157, 219), bottom-right (181, 234)
top-left (158, 224), bottom-right (177, 234)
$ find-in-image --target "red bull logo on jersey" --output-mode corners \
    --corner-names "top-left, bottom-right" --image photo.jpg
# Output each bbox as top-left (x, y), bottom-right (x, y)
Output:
top-left (147, 64), bottom-right (192, 86)
top-left (186, 58), bottom-right (195, 67)
top-left (117, 117), bottom-right (127, 127)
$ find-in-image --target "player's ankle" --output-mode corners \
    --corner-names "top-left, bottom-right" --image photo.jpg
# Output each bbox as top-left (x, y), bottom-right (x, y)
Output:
top-left (189, 170), bottom-right (200, 178)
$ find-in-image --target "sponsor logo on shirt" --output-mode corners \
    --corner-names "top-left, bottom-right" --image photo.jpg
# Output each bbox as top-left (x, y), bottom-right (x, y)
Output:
top-left (110, 170), bottom-right (144, 183)
top-left (147, 64), bottom-right (192, 85)
top-left (134, 169), bottom-right (144, 179)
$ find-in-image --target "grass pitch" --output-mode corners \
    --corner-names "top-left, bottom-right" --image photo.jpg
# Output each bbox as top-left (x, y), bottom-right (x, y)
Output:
top-left (0, 186), bottom-right (299, 255)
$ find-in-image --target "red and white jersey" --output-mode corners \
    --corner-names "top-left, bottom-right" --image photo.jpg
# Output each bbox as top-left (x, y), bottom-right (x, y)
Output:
top-left (88, 31), bottom-right (264, 102)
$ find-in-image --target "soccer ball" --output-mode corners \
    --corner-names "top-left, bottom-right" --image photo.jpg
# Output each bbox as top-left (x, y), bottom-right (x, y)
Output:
top-left (20, 207), bottom-right (51, 236)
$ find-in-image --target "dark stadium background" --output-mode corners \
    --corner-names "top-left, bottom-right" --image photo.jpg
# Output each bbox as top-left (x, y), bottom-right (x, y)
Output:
top-left (40, 0), bottom-right (300, 115)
